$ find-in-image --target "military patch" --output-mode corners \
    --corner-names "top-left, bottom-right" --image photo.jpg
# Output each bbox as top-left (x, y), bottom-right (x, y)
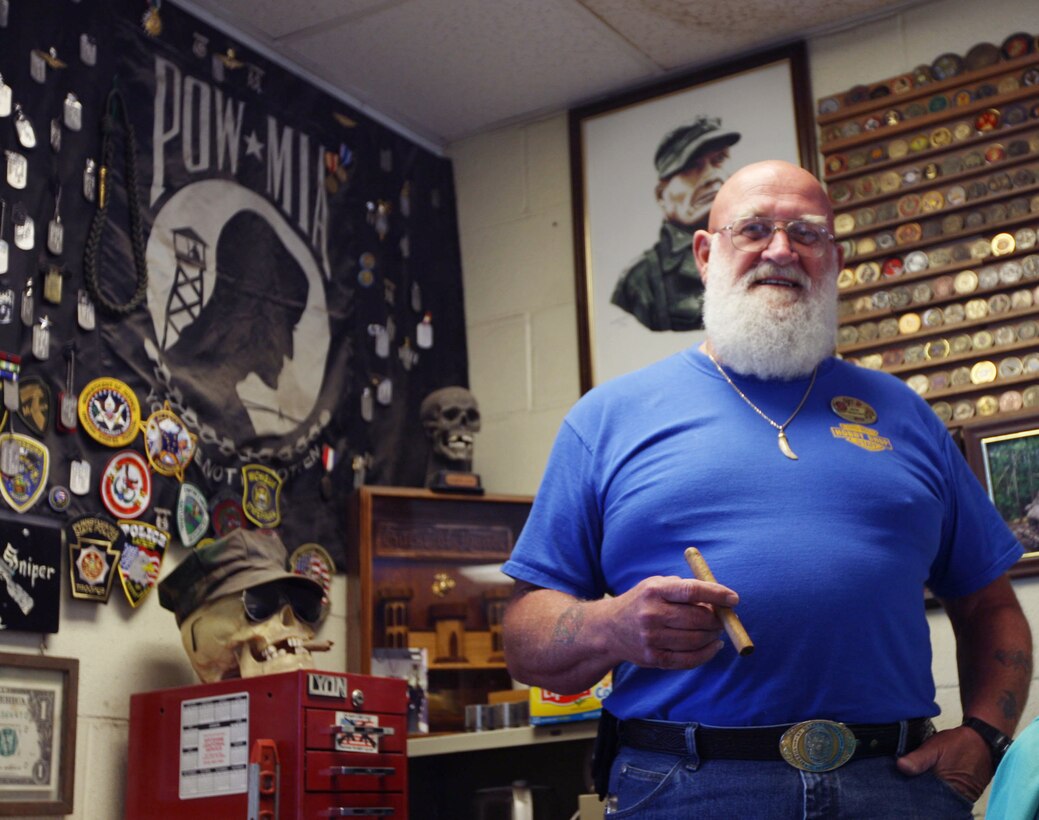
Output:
top-left (48, 485), bottom-right (70, 513)
top-left (116, 519), bottom-right (169, 608)
top-left (141, 401), bottom-right (197, 481)
top-left (830, 423), bottom-right (893, 453)
top-left (17, 376), bottom-right (51, 437)
top-left (78, 377), bottom-right (141, 448)
top-left (241, 464), bottom-right (282, 528)
top-left (289, 542), bottom-right (334, 619)
top-left (100, 450), bottom-right (152, 519)
top-left (211, 497), bottom-right (245, 536)
top-left (0, 433), bottom-right (48, 512)
top-left (830, 396), bottom-right (879, 425)
top-left (177, 482), bottom-right (209, 548)
top-left (66, 513), bottom-right (125, 602)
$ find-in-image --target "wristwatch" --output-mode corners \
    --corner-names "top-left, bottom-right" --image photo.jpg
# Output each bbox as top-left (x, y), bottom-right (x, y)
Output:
top-left (962, 717), bottom-right (1013, 766)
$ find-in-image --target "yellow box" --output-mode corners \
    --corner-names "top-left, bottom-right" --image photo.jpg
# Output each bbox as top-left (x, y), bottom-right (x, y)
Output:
top-left (528, 673), bottom-right (612, 725)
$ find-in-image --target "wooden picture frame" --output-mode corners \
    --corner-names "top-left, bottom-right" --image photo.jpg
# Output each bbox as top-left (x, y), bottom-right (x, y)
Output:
top-left (962, 418), bottom-right (1039, 578)
top-left (569, 42), bottom-right (817, 392)
top-left (0, 653), bottom-right (78, 816)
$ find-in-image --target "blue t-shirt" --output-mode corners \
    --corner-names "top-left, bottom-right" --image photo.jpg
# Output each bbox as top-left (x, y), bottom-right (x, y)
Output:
top-left (503, 348), bottom-right (1023, 726)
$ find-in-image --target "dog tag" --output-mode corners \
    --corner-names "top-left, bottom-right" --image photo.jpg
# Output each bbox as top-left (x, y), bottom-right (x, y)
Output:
top-left (12, 104), bottom-right (35, 149)
top-left (80, 34), bottom-right (97, 66)
top-left (12, 204), bottom-right (32, 251)
top-left (20, 279), bottom-right (33, 326)
top-left (369, 324), bottom-right (389, 358)
top-left (0, 437), bottom-right (21, 476)
top-left (43, 264), bottom-right (63, 304)
top-left (411, 281), bottom-right (422, 312)
top-left (63, 93), bottom-right (82, 131)
top-left (47, 187), bottom-right (63, 256)
top-left (77, 289), bottom-right (95, 330)
top-left (50, 118), bottom-right (61, 153)
top-left (57, 344), bottom-right (76, 432)
top-left (0, 200), bottom-right (7, 274)
top-left (0, 76), bottom-right (10, 117)
top-left (0, 0), bottom-right (8, 28)
top-left (399, 233), bottom-right (410, 259)
top-left (32, 317), bottom-right (50, 360)
top-left (360, 386), bottom-right (374, 422)
top-left (398, 338), bottom-right (418, 371)
top-left (70, 459), bottom-right (90, 495)
top-left (6, 151), bottom-right (26, 189)
top-left (0, 289), bottom-right (13, 324)
top-left (83, 158), bottom-right (96, 201)
top-left (2, 380), bottom-right (16, 412)
top-left (416, 312), bottom-right (434, 349)
top-left (376, 377), bottom-right (393, 405)
top-left (30, 51), bottom-right (46, 83)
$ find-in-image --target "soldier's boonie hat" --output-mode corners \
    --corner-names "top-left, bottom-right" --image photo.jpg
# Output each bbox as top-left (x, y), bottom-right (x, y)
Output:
top-left (655, 116), bottom-right (741, 179)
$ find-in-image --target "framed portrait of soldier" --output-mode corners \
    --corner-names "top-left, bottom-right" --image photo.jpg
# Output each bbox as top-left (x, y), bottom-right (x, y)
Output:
top-left (569, 42), bottom-right (817, 391)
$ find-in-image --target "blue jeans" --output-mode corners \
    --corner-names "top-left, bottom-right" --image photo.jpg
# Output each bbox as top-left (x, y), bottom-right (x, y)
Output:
top-left (605, 743), bottom-right (974, 818)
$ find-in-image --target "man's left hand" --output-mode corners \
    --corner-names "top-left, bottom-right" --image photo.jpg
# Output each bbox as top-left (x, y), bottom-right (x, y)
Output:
top-left (895, 725), bottom-right (993, 802)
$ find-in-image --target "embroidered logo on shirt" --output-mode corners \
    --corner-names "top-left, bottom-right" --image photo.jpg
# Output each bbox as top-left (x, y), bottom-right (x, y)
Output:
top-left (831, 423), bottom-right (892, 452)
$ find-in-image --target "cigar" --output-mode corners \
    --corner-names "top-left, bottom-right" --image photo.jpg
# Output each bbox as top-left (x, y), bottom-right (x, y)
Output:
top-left (302, 639), bottom-right (334, 652)
top-left (683, 547), bottom-right (754, 656)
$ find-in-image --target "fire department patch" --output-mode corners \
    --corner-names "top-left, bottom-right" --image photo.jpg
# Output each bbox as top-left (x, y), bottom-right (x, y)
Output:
top-left (177, 482), bottom-right (209, 547)
top-left (241, 464), bottom-right (282, 528)
top-left (141, 401), bottom-right (197, 481)
top-left (78, 377), bottom-right (141, 448)
top-left (17, 376), bottom-right (52, 437)
top-left (117, 519), bottom-right (169, 608)
top-left (101, 450), bottom-right (152, 519)
top-left (66, 513), bottom-right (126, 602)
top-left (0, 433), bottom-right (49, 512)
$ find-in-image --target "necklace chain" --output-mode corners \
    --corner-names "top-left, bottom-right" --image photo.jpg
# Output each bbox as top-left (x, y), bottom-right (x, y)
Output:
top-left (705, 349), bottom-right (818, 460)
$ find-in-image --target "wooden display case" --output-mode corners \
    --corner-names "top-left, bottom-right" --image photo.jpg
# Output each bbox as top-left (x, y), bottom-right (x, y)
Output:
top-left (345, 486), bottom-right (532, 732)
top-left (817, 48), bottom-right (1039, 431)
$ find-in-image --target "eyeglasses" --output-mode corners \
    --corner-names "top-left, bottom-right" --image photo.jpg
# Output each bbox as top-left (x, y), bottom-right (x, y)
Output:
top-left (243, 580), bottom-right (324, 625)
top-left (718, 217), bottom-right (834, 258)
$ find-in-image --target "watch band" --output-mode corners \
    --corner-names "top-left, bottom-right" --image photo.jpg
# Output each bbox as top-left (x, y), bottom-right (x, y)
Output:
top-left (962, 716), bottom-right (1013, 766)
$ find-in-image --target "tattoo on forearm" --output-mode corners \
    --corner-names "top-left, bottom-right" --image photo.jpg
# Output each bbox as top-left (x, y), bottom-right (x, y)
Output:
top-left (552, 606), bottom-right (584, 645)
top-left (995, 648), bottom-right (1034, 676)
top-left (997, 689), bottom-right (1019, 721)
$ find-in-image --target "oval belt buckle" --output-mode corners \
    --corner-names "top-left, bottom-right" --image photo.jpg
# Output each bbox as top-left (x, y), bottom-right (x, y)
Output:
top-left (779, 720), bottom-right (858, 772)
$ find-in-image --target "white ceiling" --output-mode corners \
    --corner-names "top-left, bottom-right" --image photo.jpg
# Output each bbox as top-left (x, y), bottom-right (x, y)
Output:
top-left (176, 0), bottom-right (936, 150)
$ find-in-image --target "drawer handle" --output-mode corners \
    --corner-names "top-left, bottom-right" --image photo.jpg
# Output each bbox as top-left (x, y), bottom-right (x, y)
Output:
top-left (321, 808), bottom-right (395, 816)
top-left (322, 766), bottom-right (396, 777)
top-left (327, 725), bottom-right (395, 737)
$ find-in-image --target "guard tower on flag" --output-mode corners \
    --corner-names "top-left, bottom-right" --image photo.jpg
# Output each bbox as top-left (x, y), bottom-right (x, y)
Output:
top-left (162, 227), bottom-right (208, 349)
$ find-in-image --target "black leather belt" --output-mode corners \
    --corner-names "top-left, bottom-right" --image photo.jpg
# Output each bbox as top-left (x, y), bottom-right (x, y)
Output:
top-left (618, 717), bottom-right (933, 772)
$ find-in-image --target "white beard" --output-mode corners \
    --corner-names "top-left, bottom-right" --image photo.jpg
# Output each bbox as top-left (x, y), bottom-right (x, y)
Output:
top-left (702, 250), bottom-right (837, 380)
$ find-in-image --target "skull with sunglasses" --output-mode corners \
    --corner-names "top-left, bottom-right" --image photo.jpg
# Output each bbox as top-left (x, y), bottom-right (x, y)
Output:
top-left (158, 529), bottom-right (331, 682)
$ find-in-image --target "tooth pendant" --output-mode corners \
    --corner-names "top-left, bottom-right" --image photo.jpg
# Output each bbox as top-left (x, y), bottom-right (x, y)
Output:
top-left (777, 430), bottom-right (798, 460)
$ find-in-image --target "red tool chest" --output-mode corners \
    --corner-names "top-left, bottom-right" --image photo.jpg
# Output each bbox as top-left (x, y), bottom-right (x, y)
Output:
top-left (126, 669), bottom-right (408, 818)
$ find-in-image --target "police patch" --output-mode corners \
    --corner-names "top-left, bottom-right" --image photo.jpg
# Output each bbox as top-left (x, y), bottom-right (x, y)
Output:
top-left (78, 377), bottom-right (141, 448)
top-left (242, 464), bottom-right (282, 528)
top-left (0, 433), bottom-right (49, 512)
top-left (117, 519), bottom-right (169, 608)
top-left (66, 513), bottom-right (126, 603)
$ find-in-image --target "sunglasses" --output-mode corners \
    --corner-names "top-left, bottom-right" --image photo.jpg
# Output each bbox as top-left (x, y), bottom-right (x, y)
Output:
top-left (242, 580), bottom-right (324, 625)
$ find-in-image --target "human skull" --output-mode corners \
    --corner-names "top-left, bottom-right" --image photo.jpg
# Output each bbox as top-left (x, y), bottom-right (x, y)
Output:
top-left (180, 592), bottom-right (324, 683)
top-left (420, 386), bottom-right (481, 471)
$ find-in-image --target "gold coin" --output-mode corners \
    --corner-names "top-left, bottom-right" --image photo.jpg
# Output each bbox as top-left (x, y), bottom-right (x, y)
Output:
top-left (972, 329), bottom-right (994, 349)
top-left (879, 171), bottom-right (902, 192)
top-left (970, 360), bottom-right (997, 384)
top-left (970, 239), bottom-right (993, 260)
top-left (898, 312), bottom-right (922, 334)
top-left (834, 213), bottom-right (856, 235)
top-left (855, 261), bottom-right (882, 284)
top-left (837, 268), bottom-right (856, 289)
top-left (925, 338), bottom-right (951, 359)
top-left (992, 233), bottom-right (1016, 256)
top-left (953, 270), bottom-right (978, 294)
top-left (964, 298), bottom-right (989, 320)
top-left (976, 395), bottom-right (999, 416)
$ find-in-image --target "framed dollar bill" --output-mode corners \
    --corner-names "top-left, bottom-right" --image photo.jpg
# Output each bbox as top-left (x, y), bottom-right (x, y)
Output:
top-left (0, 653), bottom-right (78, 815)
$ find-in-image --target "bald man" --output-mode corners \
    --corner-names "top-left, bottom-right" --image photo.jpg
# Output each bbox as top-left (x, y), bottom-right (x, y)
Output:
top-left (503, 161), bottom-right (1031, 817)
